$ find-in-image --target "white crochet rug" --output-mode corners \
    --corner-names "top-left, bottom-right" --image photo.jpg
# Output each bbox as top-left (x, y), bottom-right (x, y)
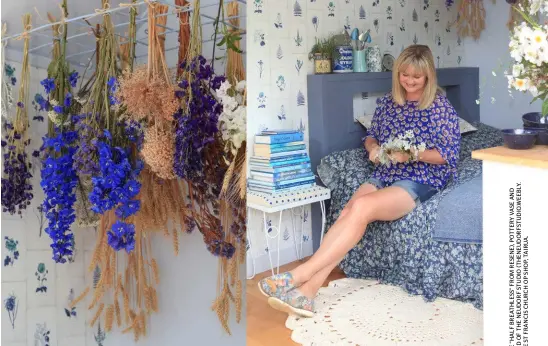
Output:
top-left (285, 278), bottom-right (483, 346)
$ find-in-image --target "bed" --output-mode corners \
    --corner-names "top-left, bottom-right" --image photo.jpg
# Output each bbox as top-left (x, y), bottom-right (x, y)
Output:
top-left (306, 68), bottom-right (501, 310)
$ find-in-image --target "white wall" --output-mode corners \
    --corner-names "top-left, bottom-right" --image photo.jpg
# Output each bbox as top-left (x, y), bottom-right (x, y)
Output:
top-left (463, 0), bottom-right (542, 128)
top-left (1, 0), bottom-right (247, 345)
top-left (245, 0), bottom-right (464, 275)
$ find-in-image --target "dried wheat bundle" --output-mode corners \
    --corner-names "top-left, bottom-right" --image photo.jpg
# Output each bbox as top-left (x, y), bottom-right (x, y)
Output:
top-left (211, 200), bottom-right (246, 334)
top-left (72, 210), bottom-right (160, 342)
top-left (219, 143), bottom-right (247, 205)
top-left (456, 0), bottom-right (486, 40)
top-left (132, 167), bottom-right (190, 255)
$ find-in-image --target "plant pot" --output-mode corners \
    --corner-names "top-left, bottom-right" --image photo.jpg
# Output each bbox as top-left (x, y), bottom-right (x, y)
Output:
top-left (522, 112), bottom-right (548, 129)
top-left (313, 54), bottom-right (332, 74)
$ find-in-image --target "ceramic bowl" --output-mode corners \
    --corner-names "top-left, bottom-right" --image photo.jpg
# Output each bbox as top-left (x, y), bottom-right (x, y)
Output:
top-left (522, 112), bottom-right (548, 129)
top-left (524, 127), bottom-right (548, 145)
top-left (501, 129), bottom-right (537, 150)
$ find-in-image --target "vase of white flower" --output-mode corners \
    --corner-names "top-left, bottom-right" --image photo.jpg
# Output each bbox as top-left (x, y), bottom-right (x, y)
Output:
top-left (506, 1), bottom-right (548, 120)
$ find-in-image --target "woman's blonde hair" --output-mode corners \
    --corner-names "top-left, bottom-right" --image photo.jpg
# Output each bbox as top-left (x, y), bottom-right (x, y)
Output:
top-left (392, 45), bottom-right (441, 110)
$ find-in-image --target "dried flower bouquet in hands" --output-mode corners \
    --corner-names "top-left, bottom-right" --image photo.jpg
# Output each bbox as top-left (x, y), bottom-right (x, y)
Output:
top-left (377, 130), bottom-right (426, 166)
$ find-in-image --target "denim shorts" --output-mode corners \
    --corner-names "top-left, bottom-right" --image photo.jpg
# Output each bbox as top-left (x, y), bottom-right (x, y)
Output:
top-left (366, 178), bottom-right (438, 204)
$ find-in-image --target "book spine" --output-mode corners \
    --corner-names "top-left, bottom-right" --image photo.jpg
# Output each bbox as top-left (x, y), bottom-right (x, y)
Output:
top-left (250, 153), bottom-right (307, 162)
top-left (250, 168), bottom-right (312, 179)
top-left (248, 182), bottom-right (315, 193)
top-left (250, 158), bottom-right (310, 167)
top-left (256, 141), bottom-right (304, 148)
top-left (256, 132), bottom-right (304, 144)
top-left (249, 163), bottom-right (312, 173)
top-left (248, 175), bottom-right (315, 187)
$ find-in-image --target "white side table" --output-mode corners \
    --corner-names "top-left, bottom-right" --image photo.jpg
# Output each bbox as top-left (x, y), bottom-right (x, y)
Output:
top-left (247, 185), bottom-right (331, 277)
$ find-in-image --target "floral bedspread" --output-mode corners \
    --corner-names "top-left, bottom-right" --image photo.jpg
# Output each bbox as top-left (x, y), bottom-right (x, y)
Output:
top-left (317, 123), bottom-right (503, 310)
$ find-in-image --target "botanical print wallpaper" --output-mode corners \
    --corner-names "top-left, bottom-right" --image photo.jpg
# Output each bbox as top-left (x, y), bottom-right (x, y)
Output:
top-left (1, 61), bottom-right (106, 346)
top-left (246, 0), bottom-right (465, 274)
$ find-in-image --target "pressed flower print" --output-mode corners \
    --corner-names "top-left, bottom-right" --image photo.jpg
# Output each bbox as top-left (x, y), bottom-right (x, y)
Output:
top-left (4, 292), bottom-right (18, 328)
top-left (386, 5), bottom-right (393, 20)
top-left (254, 0), bottom-right (264, 13)
top-left (34, 205), bottom-right (45, 237)
top-left (283, 227), bottom-right (290, 241)
top-left (257, 60), bottom-right (265, 78)
top-left (254, 30), bottom-right (266, 47)
top-left (295, 59), bottom-right (303, 74)
top-left (294, 1), bottom-right (303, 17)
top-left (294, 30), bottom-right (303, 47)
top-left (34, 322), bottom-right (51, 346)
top-left (359, 6), bottom-right (366, 20)
top-left (257, 92), bottom-right (267, 108)
top-left (35, 262), bottom-right (49, 293)
top-left (277, 105), bottom-right (286, 120)
top-left (274, 13), bottom-right (283, 28)
top-left (298, 118), bottom-right (306, 133)
top-left (276, 44), bottom-right (284, 60)
top-left (64, 288), bottom-right (77, 318)
top-left (95, 321), bottom-right (106, 346)
top-left (297, 90), bottom-right (306, 106)
top-left (312, 16), bottom-right (319, 31)
top-left (4, 236), bottom-right (20, 266)
top-left (327, 2), bottom-right (335, 17)
top-left (276, 75), bottom-right (286, 91)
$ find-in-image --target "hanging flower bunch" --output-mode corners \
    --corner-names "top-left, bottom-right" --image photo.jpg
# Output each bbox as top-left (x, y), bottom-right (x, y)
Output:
top-left (40, 126), bottom-right (78, 263)
top-left (76, 12), bottom-right (143, 253)
top-left (215, 80), bottom-right (247, 158)
top-left (38, 76), bottom-right (80, 263)
top-left (1, 15), bottom-right (34, 216)
top-left (116, 3), bottom-right (179, 180)
top-left (174, 55), bottom-right (225, 182)
top-left (505, 1), bottom-right (548, 116)
top-left (88, 127), bottom-right (143, 254)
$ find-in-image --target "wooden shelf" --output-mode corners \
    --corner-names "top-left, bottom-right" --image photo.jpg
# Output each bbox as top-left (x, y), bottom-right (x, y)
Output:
top-left (471, 145), bottom-right (548, 169)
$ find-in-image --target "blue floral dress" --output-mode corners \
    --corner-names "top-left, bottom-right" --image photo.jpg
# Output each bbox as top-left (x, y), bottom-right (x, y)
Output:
top-left (366, 92), bottom-right (461, 190)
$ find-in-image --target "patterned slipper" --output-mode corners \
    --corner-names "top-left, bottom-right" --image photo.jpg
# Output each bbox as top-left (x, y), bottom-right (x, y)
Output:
top-left (267, 289), bottom-right (315, 318)
top-left (257, 272), bottom-right (297, 299)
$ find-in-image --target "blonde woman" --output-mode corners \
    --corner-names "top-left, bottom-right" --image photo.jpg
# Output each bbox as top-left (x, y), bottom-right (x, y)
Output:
top-left (259, 45), bottom-right (461, 317)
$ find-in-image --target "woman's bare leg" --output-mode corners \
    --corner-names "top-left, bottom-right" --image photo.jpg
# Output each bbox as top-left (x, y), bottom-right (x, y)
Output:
top-left (291, 183), bottom-right (378, 297)
top-left (290, 186), bottom-right (416, 289)
top-left (338, 183), bottom-right (378, 219)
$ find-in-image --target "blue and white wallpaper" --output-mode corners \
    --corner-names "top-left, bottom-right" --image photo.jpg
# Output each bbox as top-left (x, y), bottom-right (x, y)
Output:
top-left (246, 0), bottom-right (465, 274)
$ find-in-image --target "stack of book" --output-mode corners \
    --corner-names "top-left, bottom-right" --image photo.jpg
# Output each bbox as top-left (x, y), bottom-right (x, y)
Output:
top-left (248, 130), bottom-right (316, 194)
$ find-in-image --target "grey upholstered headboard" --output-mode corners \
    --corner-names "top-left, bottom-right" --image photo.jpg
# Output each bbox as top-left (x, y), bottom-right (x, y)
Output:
top-left (306, 67), bottom-right (480, 252)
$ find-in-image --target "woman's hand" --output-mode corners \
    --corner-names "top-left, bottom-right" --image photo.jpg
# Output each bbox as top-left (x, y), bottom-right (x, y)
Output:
top-left (389, 150), bottom-right (411, 163)
top-left (368, 145), bottom-right (381, 164)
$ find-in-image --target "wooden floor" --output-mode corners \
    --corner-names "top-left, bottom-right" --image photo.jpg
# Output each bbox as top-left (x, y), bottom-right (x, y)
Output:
top-left (246, 258), bottom-right (346, 346)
